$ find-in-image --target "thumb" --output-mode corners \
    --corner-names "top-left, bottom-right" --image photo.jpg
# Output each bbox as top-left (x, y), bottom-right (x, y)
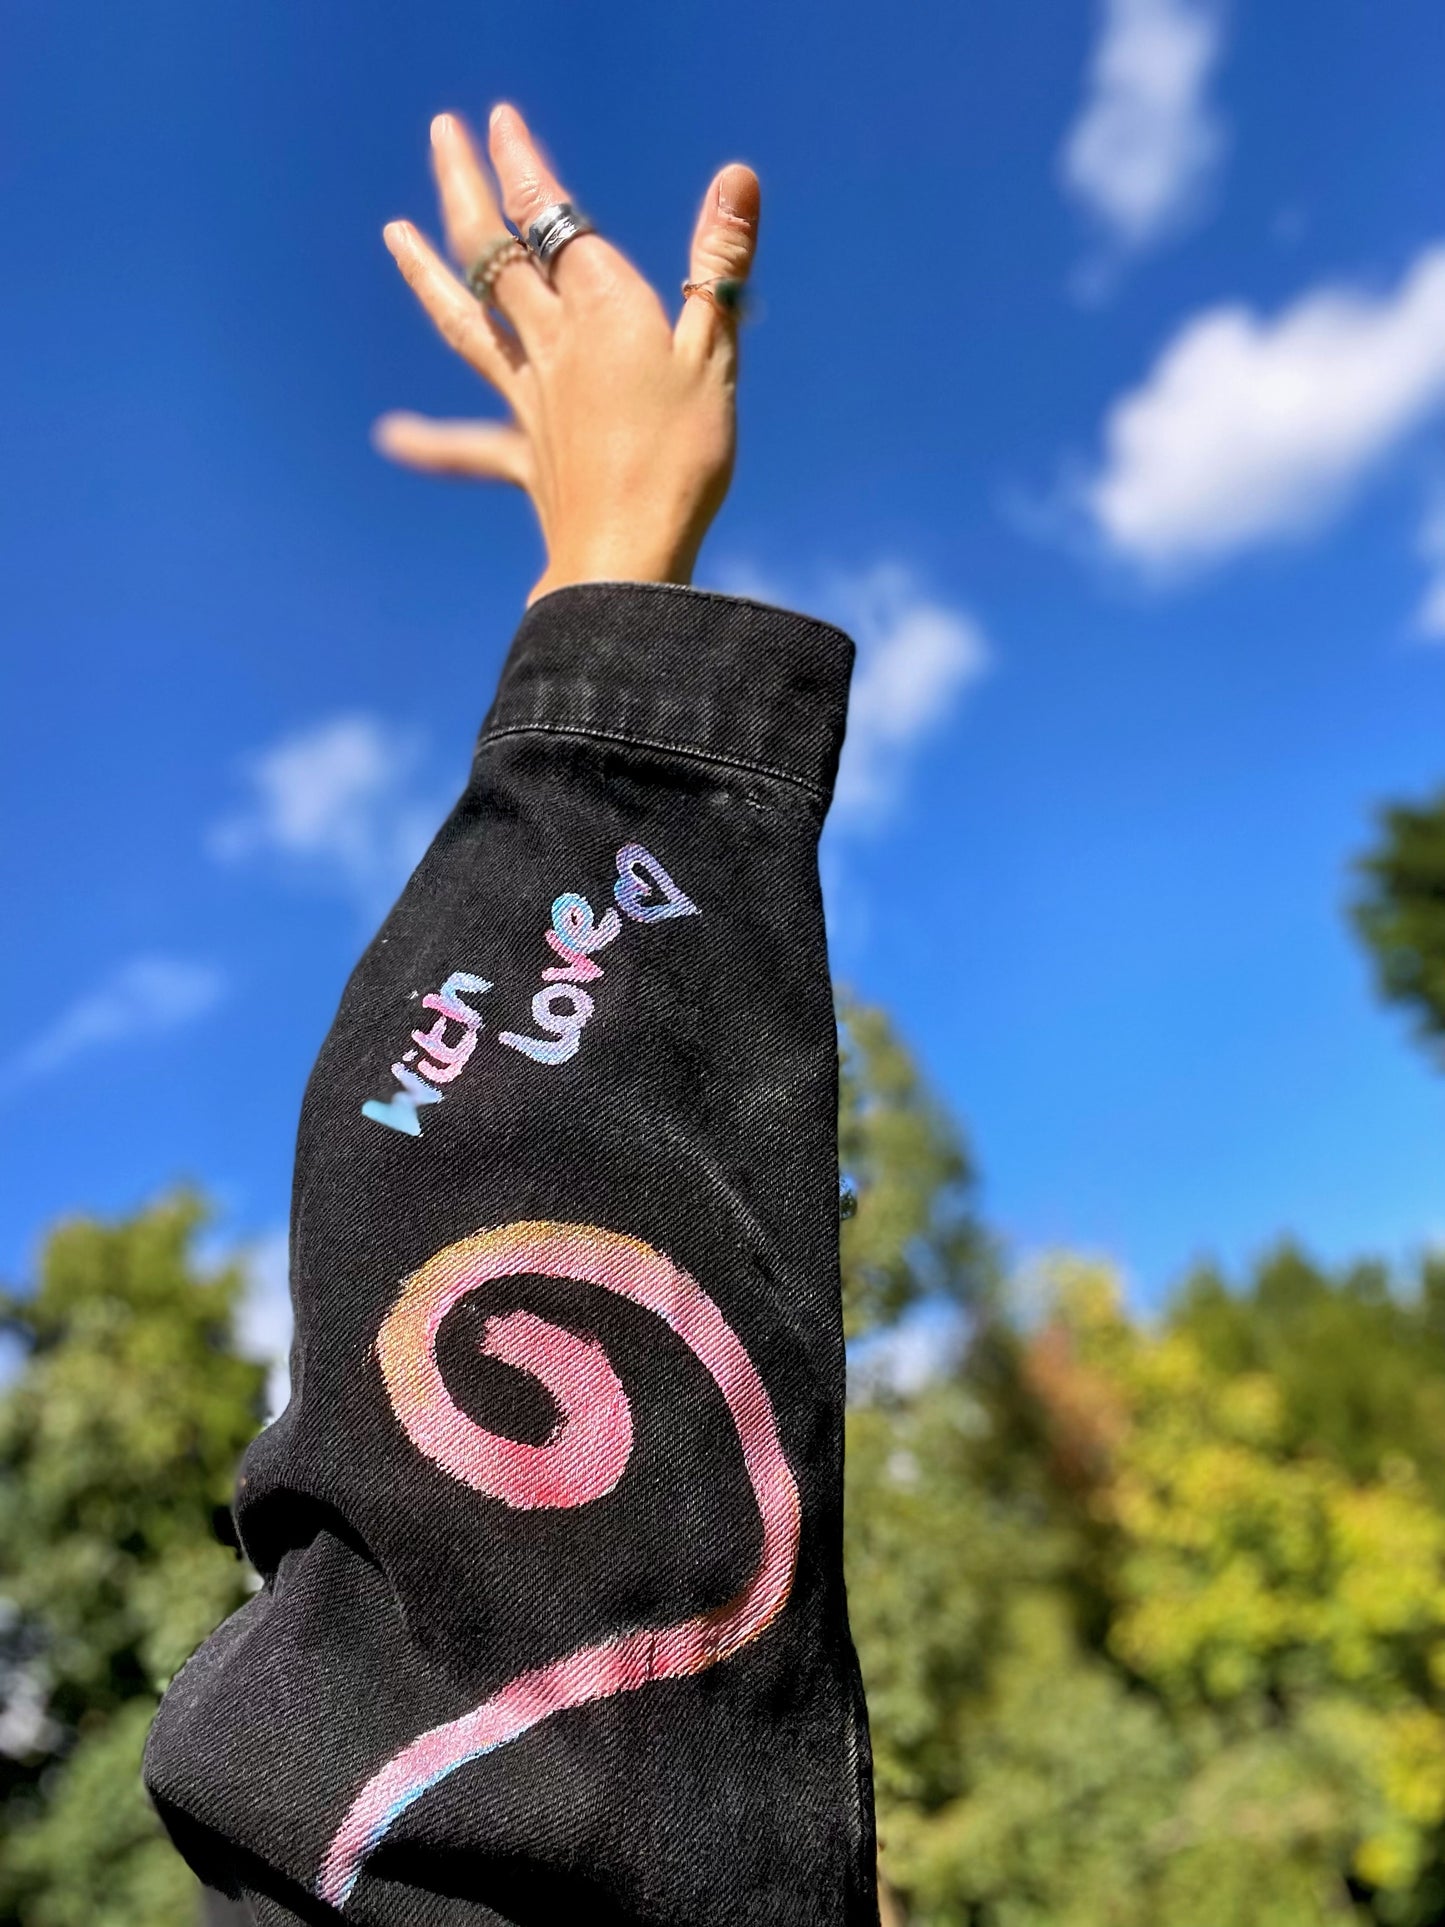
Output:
top-left (675, 163), bottom-right (760, 363)
top-left (371, 413), bottom-right (531, 486)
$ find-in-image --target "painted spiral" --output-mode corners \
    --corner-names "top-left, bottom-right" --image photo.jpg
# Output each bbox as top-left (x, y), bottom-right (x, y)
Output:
top-left (317, 1221), bottom-right (802, 1909)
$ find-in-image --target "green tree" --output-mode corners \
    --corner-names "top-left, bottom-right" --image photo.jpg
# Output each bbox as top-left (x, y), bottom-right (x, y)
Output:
top-left (837, 989), bottom-right (1445, 1927)
top-left (1027, 1258), bottom-right (1445, 1923)
top-left (9, 1004), bottom-right (1441, 1927)
top-left (837, 994), bottom-right (990, 1339)
top-left (1172, 1243), bottom-right (1445, 1497)
top-left (0, 1195), bottom-right (265, 1927)
top-left (1353, 787), bottom-right (1445, 1062)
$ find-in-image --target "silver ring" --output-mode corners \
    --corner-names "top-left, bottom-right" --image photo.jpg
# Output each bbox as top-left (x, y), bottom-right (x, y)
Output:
top-left (467, 234), bottom-right (531, 305)
top-left (525, 202), bottom-right (595, 276)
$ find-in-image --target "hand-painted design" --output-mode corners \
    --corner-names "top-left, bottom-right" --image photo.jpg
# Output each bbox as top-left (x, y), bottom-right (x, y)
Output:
top-left (317, 1221), bottom-right (801, 1911)
top-left (497, 984), bottom-right (595, 1065)
top-left (550, 892), bottom-right (622, 962)
top-left (613, 843), bottom-right (699, 923)
top-left (363, 845), bottom-right (698, 1128)
top-left (359, 1062), bottom-right (445, 1138)
top-left (376, 1239), bottom-right (633, 1509)
top-left (500, 844), bottom-right (698, 1068)
top-left (363, 973), bottom-right (492, 1135)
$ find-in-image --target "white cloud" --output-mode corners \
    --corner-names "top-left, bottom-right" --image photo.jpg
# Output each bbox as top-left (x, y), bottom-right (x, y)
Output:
top-left (1061, 0), bottom-right (1227, 270)
top-left (831, 568), bottom-right (990, 824)
top-left (5, 956), bottom-right (225, 1080)
top-left (712, 561), bottom-right (988, 830)
top-left (235, 1228), bottom-right (293, 1422)
top-left (1415, 489), bottom-right (1445, 640)
top-left (209, 714), bottom-right (440, 914)
top-left (1084, 245), bottom-right (1445, 573)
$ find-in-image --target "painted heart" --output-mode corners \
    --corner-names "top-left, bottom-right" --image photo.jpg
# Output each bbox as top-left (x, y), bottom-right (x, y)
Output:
top-left (613, 842), bottom-right (700, 923)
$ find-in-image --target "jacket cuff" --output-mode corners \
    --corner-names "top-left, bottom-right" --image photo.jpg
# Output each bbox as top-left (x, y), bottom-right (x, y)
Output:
top-left (477, 582), bottom-right (855, 804)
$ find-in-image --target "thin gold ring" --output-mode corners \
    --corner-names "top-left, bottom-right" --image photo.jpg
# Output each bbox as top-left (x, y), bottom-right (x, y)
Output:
top-left (682, 277), bottom-right (746, 317)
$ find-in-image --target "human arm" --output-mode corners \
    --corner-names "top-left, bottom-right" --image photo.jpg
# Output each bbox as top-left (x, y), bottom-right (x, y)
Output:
top-left (143, 105), bottom-right (880, 1927)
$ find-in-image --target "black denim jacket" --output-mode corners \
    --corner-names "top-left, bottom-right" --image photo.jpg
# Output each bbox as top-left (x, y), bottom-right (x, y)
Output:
top-left (145, 583), bottom-right (880, 1926)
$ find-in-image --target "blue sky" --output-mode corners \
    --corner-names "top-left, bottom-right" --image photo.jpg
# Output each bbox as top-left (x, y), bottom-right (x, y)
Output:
top-left (3, 1), bottom-right (1442, 1381)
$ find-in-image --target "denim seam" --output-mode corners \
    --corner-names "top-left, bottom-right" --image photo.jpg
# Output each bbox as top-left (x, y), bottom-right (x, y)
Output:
top-left (475, 719), bottom-right (830, 803)
top-left (524, 576), bottom-right (855, 651)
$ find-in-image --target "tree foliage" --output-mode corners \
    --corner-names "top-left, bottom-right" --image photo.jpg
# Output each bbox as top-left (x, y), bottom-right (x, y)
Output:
top-left (1172, 1244), bottom-right (1445, 1494)
top-left (0, 1196), bottom-right (265, 1927)
top-left (848, 1247), bottom-right (1445, 1926)
top-left (4, 1005), bottom-right (1445, 1926)
top-left (837, 994), bottom-right (990, 1339)
top-left (1352, 787), bottom-right (1445, 1061)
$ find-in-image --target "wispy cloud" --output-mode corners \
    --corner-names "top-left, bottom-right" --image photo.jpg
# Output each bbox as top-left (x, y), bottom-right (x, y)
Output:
top-left (1061, 0), bottom-right (1227, 287)
top-left (235, 1227), bottom-right (292, 1422)
top-left (712, 561), bottom-right (989, 830)
top-left (1081, 244), bottom-right (1445, 585)
top-left (830, 568), bottom-right (989, 827)
top-left (208, 714), bottom-right (442, 915)
top-left (1415, 487), bottom-right (1445, 642)
top-left (4, 956), bottom-right (226, 1080)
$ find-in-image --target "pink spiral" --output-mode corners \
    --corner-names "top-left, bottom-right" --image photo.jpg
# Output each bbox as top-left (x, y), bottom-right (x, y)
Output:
top-left (317, 1221), bottom-right (801, 1909)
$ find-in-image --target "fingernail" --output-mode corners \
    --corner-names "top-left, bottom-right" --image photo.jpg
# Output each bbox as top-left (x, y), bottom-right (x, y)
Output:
top-left (490, 102), bottom-right (508, 129)
top-left (382, 220), bottom-right (410, 251)
top-left (717, 164), bottom-right (754, 219)
top-left (431, 113), bottom-right (454, 146)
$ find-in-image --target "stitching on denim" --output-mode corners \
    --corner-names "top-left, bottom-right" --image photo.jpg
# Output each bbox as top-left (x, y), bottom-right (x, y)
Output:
top-left (475, 719), bottom-right (830, 803)
top-left (522, 577), bottom-right (855, 653)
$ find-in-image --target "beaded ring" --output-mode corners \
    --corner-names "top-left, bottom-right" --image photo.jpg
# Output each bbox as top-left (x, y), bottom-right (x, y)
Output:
top-left (467, 235), bottom-right (531, 305)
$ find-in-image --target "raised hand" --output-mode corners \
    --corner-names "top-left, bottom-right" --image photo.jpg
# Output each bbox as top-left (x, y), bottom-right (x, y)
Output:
top-left (374, 105), bottom-right (761, 603)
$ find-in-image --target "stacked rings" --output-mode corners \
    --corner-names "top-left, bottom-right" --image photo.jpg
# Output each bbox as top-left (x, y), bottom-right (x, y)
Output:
top-left (467, 234), bottom-right (530, 305)
top-left (525, 202), bottom-right (595, 277)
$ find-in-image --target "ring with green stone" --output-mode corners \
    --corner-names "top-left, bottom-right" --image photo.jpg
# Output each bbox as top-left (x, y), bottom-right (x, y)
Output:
top-left (682, 277), bottom-right (750, 319)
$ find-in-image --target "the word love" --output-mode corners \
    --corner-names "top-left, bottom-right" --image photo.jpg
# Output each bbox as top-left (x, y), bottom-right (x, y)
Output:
top-left (499, 842), bottom-right (698, 1066)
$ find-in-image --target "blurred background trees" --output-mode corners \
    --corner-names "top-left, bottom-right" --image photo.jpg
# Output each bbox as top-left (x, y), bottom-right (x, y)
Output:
top-left (0, 808), bottom-right (1441, 1924)
top-left (0, 1200), bottom-right (264, 1926)
top-left (847, 1172), bottom-right (1445, 1923)
top-left (837, 847), bottom-right (1445, 1927)
top-left (1353, 787), bottom-right (1445, 1065)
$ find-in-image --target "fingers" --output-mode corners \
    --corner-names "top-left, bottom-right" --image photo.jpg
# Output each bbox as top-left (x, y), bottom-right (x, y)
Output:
top-left (382, 219), bottom-right (524, 399)
top-left (488, 103), bottom-right (616, 296)
top-left (371, 412), bottom-right (531, 486)
top-left (674, 164), bottom-right (760, 365)
top-left (428, 112), bottom-right (552, 335)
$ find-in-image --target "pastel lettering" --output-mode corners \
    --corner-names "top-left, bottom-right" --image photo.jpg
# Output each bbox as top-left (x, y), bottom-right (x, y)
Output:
top-left (613, 843), bottom-right (699, 923)
top-left (361, 1063), bottom-right (447, 1138)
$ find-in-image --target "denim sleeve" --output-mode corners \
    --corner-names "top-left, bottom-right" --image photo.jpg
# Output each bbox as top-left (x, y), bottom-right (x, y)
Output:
top-left (144, 582), bottom-right (880, 1927)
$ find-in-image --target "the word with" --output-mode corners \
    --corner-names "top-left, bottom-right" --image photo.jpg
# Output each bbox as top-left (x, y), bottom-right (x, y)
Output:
top-left (359, 843), bottom-right (698, 1136)
top-left (361, 971), bottom-right (492, 1138)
